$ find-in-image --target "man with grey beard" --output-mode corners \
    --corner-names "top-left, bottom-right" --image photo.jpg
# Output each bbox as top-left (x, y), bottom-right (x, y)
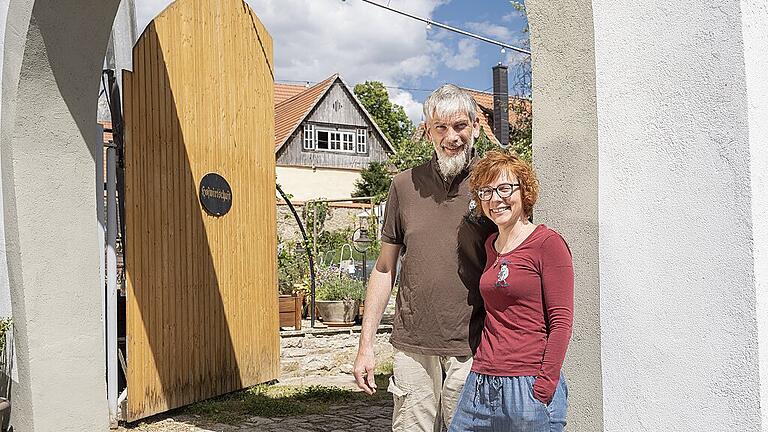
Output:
top-left (353, 84), bottom-right (495, 431)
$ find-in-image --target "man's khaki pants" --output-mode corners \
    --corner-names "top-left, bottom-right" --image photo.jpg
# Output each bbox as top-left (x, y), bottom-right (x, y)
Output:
top-left (387, 349), bottom-right (473, 432)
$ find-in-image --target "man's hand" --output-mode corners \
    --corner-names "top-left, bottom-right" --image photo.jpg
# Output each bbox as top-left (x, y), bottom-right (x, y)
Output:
top-left (353, 346), bottom-right (377, 394)
top-left (352, 242), bottom-right (400, 395)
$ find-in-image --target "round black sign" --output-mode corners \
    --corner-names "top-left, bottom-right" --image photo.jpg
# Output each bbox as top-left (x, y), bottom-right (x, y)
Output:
top-left (199, 173), bottom-right (232, 216)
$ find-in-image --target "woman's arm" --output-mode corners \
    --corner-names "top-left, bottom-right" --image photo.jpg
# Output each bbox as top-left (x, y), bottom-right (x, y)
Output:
top-left (534, 233), bottom-right (575, 404)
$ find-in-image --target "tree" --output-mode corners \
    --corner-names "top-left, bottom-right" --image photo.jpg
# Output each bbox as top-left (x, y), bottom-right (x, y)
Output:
top-left (388, 136), bottom-right (434, 172)
top-left (354, 81), bottom-right (414, 148)
top-left (509, 1), bottom-right (532, 99)
top-left (352, 161), bottom-right (392, 203)
top-left (353, 81), bottom-right (420, 201)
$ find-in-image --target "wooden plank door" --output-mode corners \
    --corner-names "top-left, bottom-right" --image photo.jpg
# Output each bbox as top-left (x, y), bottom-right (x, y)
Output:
top-left (122, 0), bottom-right (279, 421)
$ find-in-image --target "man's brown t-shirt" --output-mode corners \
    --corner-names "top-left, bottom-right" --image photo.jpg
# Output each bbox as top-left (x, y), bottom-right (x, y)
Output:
top-left (381, 154), bottom-right (495, 356)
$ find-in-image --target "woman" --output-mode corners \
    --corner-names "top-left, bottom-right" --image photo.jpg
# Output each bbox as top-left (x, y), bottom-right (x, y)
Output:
top-left (449, 151), bottom-right (574, 432)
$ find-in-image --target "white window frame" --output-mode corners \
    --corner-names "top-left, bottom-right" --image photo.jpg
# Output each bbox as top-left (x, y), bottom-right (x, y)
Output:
top-left (303, 124), bottom-right (315, 150)
top-left (356, 129), bottom-right (367, 154)
top-left (315, 127), bottom-right (355, 153)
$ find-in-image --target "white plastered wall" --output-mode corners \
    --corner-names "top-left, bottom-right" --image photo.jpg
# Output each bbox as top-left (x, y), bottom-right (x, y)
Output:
top-left (276, 165), bottom-right (363, 201)
top-left (1, 0), bottom-right (120, 430)
top-left (593, 1), bottom-right (762, 430)
top-left (742, 0), bottom-right (768, 427)
top-left (530, 0), bottom-right (767, 430)
top-left (0, 0), bottom-right (13, 320)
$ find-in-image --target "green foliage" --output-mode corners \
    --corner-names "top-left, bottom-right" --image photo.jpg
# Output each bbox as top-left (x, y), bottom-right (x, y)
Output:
top-left (475, 128), bottom-right (502, 158)
top-left (475, 115), bottom-right (532, 162)
top-left (508, 101), bottom-right (532, 162)
top-left (315, 267), bottom-right (366, 301)
top-left (277, 240), bottom-right (309, 296)
top-left (0, 317), bottom-right (11, 356)
top-left (509, 2), bottom-right (532, 99)
top-left (389, 137), bottom-right (434, 172)
top-left (302, 201), bottom-right (330, 243)
top-left (352, 161), bottom-right (392, 204)
top-left (353, 81), bottom-right (414, 148)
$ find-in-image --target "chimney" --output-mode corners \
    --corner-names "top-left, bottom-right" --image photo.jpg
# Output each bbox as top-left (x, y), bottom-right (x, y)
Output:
top-left (492, 64), bottom-right (510, 148)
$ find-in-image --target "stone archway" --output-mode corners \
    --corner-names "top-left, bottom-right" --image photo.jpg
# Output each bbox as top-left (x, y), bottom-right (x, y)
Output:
top-left (2, 0), bottom-right (767, 430)
top-left (1, 0), bottom-right (120, 430)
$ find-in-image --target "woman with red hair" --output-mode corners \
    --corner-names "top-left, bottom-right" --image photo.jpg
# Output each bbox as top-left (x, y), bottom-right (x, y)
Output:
top-left (449, 151), bottom-right (574, 431)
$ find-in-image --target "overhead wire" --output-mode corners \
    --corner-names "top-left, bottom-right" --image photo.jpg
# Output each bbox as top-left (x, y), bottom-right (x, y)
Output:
top-left (355, 0), bottom-right (531, 56)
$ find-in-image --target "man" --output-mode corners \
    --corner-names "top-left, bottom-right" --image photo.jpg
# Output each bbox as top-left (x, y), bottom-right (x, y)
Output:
top-left (352, 84), bottom-right (495, 431)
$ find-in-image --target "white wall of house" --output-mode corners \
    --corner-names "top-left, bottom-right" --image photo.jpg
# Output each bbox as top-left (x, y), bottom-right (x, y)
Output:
top-left (276, 165), bottom-right (363, 202)
top-left (530, 0), bottom-right (768, 431)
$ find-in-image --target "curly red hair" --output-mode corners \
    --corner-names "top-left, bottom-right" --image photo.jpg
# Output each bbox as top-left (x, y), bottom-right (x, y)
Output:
top-left (470, 151), bottom-right (539, 218)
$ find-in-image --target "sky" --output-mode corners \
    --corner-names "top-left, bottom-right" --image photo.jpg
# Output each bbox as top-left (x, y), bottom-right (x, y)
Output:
top-left (133, 0), bottom-right (529, 123)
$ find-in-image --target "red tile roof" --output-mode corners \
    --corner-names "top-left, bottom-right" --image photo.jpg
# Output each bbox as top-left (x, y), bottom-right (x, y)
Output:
top-left (274, 74), bottom-right (338, 152)
top-left (275, 82), bottom-right (309, 104)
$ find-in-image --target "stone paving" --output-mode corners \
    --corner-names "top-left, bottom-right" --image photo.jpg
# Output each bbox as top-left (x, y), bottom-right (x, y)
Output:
top-left (119, 397), bottom-right (393, 432)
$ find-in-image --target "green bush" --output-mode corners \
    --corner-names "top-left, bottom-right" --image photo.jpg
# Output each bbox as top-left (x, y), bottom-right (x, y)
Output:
top-left (0, 317), bottom-right (11, 356)
top-left (277, 240), bottom-right (309, 296)
top-left (315, 267), bottom-right (365, 301)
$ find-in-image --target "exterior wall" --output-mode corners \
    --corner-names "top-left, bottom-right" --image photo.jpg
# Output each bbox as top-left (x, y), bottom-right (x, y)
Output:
top-left (276, 165), bottom-right (363, 202)
top-left (0, 0), bottom-right (13, 320)
top-left (742, 1), bottom-right (768, 426)
top-left (530, 0), bottom-right (768, 430)
top-left (592, 1), bottom-right (762, 430)
top-left (526, 1), bottom-right (603, 431)
top-left (0, 0), bottom-right (120, 430)
top-left (276, 82), bottom-right (390, 170)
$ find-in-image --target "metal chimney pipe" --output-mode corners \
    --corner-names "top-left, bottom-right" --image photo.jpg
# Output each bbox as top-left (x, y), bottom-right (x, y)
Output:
top-left (492, 64), bottom-right (510, 148)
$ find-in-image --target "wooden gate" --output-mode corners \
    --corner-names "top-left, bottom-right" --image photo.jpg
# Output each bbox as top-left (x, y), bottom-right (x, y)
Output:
top-left (122, 0), bottom-right (278, 421)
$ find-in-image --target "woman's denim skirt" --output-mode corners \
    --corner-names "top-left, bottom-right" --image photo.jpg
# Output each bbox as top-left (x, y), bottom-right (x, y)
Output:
top-left (448, 371), bottom-right (568, 432)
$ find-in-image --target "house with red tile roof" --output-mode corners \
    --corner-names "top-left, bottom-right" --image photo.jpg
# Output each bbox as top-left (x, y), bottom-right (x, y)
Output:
top-left (274, 74), bottom-right (394, 201)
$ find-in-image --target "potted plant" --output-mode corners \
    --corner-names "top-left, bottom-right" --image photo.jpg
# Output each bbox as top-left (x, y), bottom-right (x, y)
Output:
top-left (277, 241), bottom-right (309, 330)
top-left (315, 267), bottom-right (365, 326)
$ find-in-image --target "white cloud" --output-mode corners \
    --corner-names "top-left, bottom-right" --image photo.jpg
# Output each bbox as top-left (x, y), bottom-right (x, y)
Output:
top-left (465, 21), bottom-right (515, 42)
top-left (245, 0), bottom-right (443, 86)
top-left (133, 0), bottom-right (470, 89)
top-left (443, 39), bottom-right (479, 71)
top-left (390, 89), bottom-right (423, 124)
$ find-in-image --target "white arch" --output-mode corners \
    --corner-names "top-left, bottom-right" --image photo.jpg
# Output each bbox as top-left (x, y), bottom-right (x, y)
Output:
top-left (1, 0), bottom-right (120, 430)
top-left (2, 0), bottom-right (768, 430)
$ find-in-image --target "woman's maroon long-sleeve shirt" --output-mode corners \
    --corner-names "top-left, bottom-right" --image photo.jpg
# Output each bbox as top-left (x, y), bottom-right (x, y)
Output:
top-left (471, 224), bottom-right (574, 403)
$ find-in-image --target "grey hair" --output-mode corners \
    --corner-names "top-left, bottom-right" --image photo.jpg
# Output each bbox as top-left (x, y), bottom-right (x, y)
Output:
top-left (423, 84), bottom-right (478, 124)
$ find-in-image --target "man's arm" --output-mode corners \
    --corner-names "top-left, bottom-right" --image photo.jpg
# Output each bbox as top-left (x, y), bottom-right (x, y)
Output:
top-left (352, 242), bottom-right (401, 394)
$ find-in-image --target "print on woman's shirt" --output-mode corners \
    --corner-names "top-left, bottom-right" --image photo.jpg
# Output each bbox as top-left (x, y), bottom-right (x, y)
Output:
top-left (496, 261), bottom-right (510, 288)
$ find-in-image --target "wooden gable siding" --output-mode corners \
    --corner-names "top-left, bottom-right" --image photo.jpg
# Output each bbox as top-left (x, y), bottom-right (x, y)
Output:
top-left (276, 82), bottom-right (389, 171)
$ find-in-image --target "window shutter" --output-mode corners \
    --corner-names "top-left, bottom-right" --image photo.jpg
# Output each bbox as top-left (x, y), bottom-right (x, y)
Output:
top-left (356, 129), bottom-right (367, 154)
top-left (303, 124), bottom-right (315, 150)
